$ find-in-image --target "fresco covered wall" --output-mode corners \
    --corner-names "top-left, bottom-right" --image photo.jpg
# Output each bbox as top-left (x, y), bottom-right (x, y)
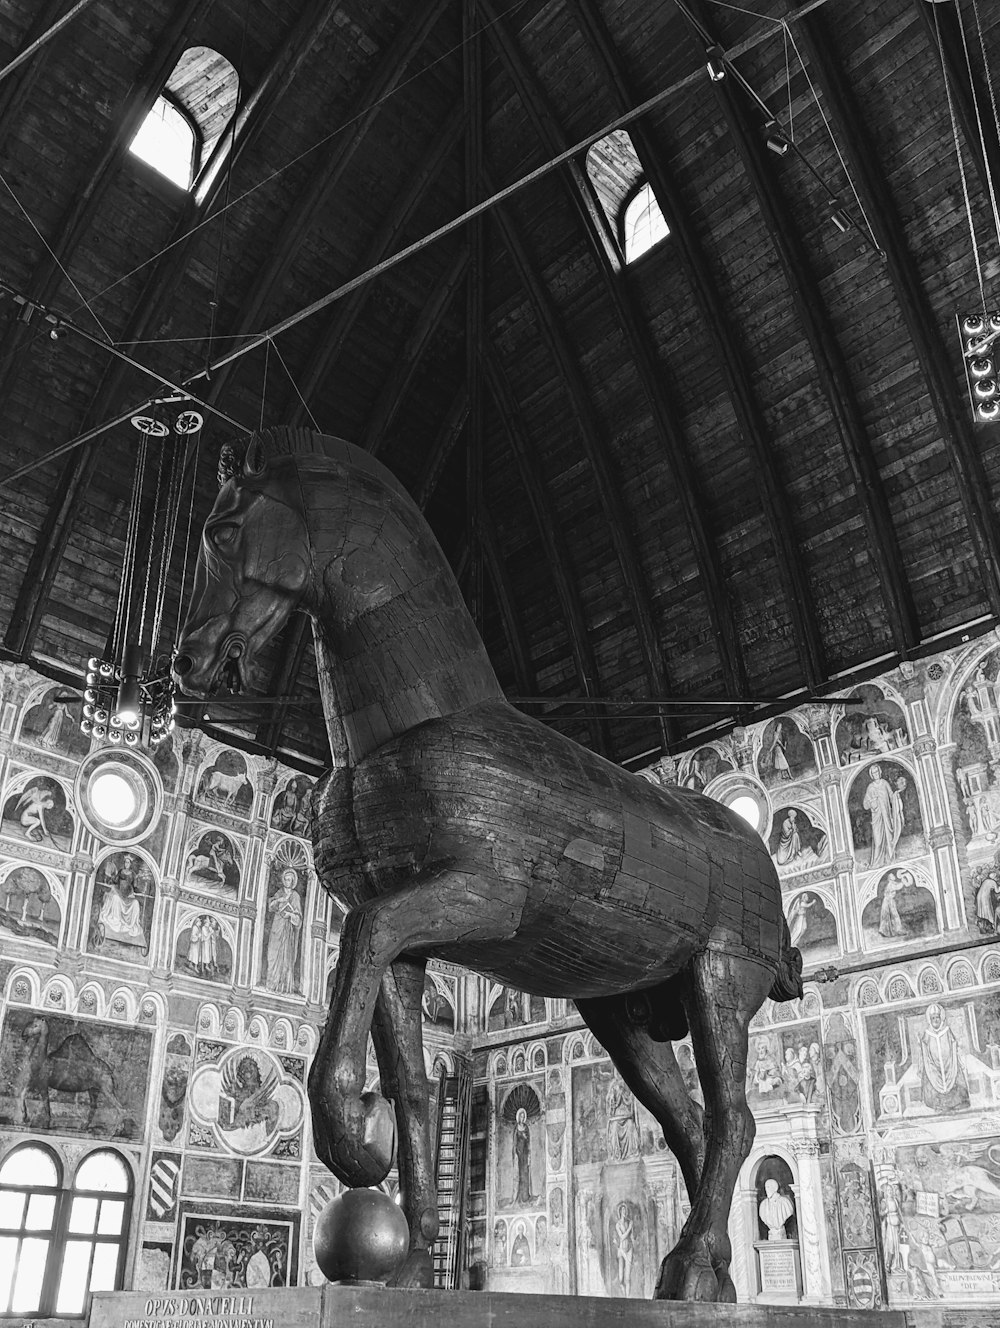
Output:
top-left (0, 661), bottom-right (461, 1295)
top-left (467, 633), bottom-right (1000, 1311)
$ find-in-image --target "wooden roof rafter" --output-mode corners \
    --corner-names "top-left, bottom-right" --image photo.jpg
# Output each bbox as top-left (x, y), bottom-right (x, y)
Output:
top-left (484, 351), bottom-right (610, 755)
top-left (464, 0), bottom-right (486, 634)
top-left (566, 0), bottom-right (826, 691)
top-left (201, 0), bottom-right (453, 410)
top-left (484, 172), bottom-right (676, 748)
top-left (793, 3), bottom-right (1000, 619)
top-left (481, 0), bottom-right (749, 702)
top-left (686, 0), bottom-right (920, 659)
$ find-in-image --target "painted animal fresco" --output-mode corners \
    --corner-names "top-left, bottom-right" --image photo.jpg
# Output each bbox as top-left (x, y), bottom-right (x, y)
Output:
top-left (173, 427), bottom-right (803, 1301)
top-left (0, 1008), bottom-right (151, 1138)
top-left (197, 752), bottom-right (254, 815)
top-left (184, 830), bottom-right (241, 898)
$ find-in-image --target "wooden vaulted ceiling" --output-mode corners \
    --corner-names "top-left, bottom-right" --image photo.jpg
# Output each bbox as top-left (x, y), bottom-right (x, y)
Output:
top-left (0, 0), bottom-right (999, 772)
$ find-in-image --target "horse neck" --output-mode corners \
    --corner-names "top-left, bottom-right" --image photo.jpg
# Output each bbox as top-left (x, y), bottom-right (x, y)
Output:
top-left (305, 490), bottom-right (504, 765)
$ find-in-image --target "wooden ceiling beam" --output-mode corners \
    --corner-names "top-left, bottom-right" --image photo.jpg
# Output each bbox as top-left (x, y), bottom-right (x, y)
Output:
top-left (0, 0), bottom-right (212, 400)
top-left (485, 173), bottom-right (676, 748)
top-left (412, 385), bottom-right (469, 511)
top-left (481, 0), bottom-right (748, 703)
top-left (687, 1), bottom-right (920, 658)
top-left (285, 102), bottom-right (464, 425)
top-left (204, 0), bottom-right (450, 408)
top-left (485, 352), bottom-right (610, 755)
top-left (795, 5), bottom-right (1000, 618)
top-left (0, 0), bottom-right (71, 133)
top-left (566, 0), bottom-right (826, 692)
top-left (479, 504), bottom-right (537, 698)
top-left (3, 0), bottom-right (344, 661)
top-left (362, 246), bottom-right (469, 456)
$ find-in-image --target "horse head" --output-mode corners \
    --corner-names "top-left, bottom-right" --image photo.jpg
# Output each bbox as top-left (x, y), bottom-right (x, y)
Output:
top-left (172, 434), bottom-right (311, 697)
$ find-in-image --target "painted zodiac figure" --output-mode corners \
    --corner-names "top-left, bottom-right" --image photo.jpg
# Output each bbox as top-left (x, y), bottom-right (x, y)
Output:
top-left (174, 428), bottom-right (803, 1301)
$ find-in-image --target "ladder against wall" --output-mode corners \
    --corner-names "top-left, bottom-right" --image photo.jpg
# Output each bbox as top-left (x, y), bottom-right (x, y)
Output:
top-left (433, 1054), bottom-right (473, 1289)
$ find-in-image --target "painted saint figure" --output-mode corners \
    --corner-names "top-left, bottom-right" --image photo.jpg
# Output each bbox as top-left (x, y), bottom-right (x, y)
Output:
top-left (878, 870), bottom-right (907, 938)
top-left (787, 892), bottom-right (816, 947)
top-left (512, 1106), bottom-right (533, 1205)
top-left (17, 784), bottom-right (55, 843)
top-left (918, 1003), bottom-right (970, 1112)
top-left (606, 1073), bottom-right (641, 1161)
top-left (775, 810), bottom-right (801, 866)
top-left (863, 764), bottom-right (906, 868)
top-left (96, 855), bottom-right (148, 948)
top-left (265, 868), bottom-right (303, 993)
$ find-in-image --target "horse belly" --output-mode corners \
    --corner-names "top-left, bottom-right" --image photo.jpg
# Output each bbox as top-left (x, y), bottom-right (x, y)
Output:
top-left (352, 714), bottom-right (722, 997)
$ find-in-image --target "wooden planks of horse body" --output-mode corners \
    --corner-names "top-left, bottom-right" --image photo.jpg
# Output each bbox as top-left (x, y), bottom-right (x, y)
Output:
top-left (315, 697), bottom-right (783, 998)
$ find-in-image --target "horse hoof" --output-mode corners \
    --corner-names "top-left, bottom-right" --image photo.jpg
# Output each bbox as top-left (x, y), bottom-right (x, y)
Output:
top-left (655, 1242), bottom-right (720, 1302)
top-left (390, 1247), bottom-right (434, 1289)
top-left (360, 1091), bottom-right (396, 1174)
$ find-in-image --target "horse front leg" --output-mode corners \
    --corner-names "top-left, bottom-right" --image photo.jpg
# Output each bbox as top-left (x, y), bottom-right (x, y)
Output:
top-left (309, 867), bottom-right (522, 1188)
top-left (371, 956), bottom-right (438, 1288)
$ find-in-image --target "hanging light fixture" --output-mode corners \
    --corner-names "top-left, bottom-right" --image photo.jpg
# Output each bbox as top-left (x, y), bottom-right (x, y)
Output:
top-left (81, 405), bottom-right (203, 747)
top-left (705, 45), bottom-right (726, 83)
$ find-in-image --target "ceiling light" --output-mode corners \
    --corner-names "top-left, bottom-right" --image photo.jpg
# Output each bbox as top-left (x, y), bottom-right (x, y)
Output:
top-left (764, 121), bottom-right (789, 156)
top-left (705, 46), bottom-right (726, 82)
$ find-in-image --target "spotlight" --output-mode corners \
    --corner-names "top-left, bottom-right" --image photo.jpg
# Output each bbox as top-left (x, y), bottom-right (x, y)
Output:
top-left (978, 400), bottom-right (1000, 421)
top-left (959, 311), bottom-right (1000, 422)
top-left (829, 206), bottom-right (853, 233)
top-left (705, 46), bottom-right (726, 82)
top-left (764, 121), bottom-right (789, 156)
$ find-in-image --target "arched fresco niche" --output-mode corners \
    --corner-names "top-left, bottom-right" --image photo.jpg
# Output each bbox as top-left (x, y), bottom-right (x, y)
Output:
top-left (260, 839), bottom-right (308, 995)
top-left (753, 1155), bottom-right (798, 1242)
top-left (835, 683), bottom-right (909, 765)
top-left (151, 731), bottom-right (180, 792)
top-left (86, 850), bottom-right (156, 962)
top-left (952, 651), bottom-right (1000, 854)
top-left (195, 750), bottom-right (254, 816)
top-left (183, 829), bottom-right (242, 899)
top-left (860, 868), bottom-right (940, 949)
top-left (678, 746), bottom-right (733, 793)
top-left (19, 685), bottom-right (90, 759)
top-left (785, 888), bottom-right (839, 962)
top-left (174, 911), bottom-right (234, 982)
top-left (756, 718), bottom-right (817, 788)
top-left (270, 774), bottom-right (313, 837)
top-left (1, 773), bottom-right (74, 852)
top-left (422, 975), bottom-right (456, 1032)
top-left (768, 806), bottom-right (829, 871)
top-left (847, 760), bottom-right (924, 870)
top-left (746, 1022), bottom-right (826, 1118)
top-left (498, 1082), bottom-right (543, 1210)
top-left (822, 1013), bottom-right (862, 1135)
top-left (487, 986), bottom-right (546, 1032)
top-left (0, 864), bottom-right (63, 945)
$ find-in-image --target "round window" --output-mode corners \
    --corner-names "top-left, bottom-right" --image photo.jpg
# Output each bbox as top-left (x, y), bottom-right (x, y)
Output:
top-left (728, 794), bottom-right (763, 831)
top-left (75, 750), bottom-right (160, 845)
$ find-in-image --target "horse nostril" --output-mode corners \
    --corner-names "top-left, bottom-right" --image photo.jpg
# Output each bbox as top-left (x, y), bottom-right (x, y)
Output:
top-left (173, 654), bottom-right (193, 676)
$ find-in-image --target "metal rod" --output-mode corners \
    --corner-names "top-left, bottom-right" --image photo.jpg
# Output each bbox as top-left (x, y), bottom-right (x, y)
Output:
top-left (510, 694), bottom-right (862, 707)
top-left (0, 0), bottom-right (98, 86)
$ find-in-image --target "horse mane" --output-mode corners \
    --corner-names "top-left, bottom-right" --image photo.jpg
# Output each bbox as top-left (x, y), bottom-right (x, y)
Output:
top-left (246, 426), bottom-right (413, 508)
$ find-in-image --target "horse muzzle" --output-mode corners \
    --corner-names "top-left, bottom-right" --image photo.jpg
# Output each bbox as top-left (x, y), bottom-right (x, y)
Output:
top-left (172, 634), bottom-right (251, 698)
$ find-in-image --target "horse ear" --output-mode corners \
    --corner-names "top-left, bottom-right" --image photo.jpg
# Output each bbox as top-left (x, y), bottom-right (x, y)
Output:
top-left (243, 437), bottom-right (267, 478)
top-left (217, 443), bottom-right (240, 489)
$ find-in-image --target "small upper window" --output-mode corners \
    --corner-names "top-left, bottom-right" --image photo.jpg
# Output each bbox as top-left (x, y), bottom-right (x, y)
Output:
top-left (586, 129), bottom-right (669, 265)
top-left (130, 47), bottom-right (239, 190)
top-left (623, 183), bottom-right (670, 264)
top-left (130, 97), bottom-right (196, 188)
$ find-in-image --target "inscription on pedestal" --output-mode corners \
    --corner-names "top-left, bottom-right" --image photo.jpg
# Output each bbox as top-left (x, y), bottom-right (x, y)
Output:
top-left (757, 1241), bottom-right (799, 1296)
top-left (91, 1289), bottom-right (322, 1328)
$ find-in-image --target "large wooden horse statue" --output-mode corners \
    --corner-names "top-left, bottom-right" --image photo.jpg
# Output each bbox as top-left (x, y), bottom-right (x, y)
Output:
top-left (173, 427), bottom-right (802, 1302)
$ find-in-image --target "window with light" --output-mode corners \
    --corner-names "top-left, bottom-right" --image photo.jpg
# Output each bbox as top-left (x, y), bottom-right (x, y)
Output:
top-left (129, 96), bottom-right (197, 188)
top-left (622, 182), bottom-right (670, 264)
top-left (0, 1145), bottom-right (132, 1317)
top-left (129, 48), bottom-right (240, 191)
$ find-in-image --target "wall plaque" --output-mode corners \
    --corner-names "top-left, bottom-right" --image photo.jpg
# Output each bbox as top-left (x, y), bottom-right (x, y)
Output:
top-left (757, 1242), bottom-right (800, 1297)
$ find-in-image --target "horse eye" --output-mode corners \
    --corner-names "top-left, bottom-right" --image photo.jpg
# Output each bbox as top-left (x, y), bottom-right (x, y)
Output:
top-left (211, 524), bottom-right (238, 548)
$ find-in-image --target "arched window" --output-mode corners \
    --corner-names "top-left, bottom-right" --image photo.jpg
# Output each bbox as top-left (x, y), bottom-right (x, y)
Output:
top-left (0, 1144), bottom-right (132, 1317)
top-left (585, 129), bottom-right (669, 265)
top-left (622, 183), bottom-right (670, 264)
top-left (130, 47), bottom-right (239, 190)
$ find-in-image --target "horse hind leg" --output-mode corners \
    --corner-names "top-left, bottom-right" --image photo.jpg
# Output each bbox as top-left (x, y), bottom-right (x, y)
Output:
top-left (575, 988), bottom-right (705, 1222)
top-left (655, 948), bottom-right (771, 1303)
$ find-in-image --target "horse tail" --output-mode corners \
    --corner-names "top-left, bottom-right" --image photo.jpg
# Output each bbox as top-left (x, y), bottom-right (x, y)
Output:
top-left (768, 916), bottom-right (804, 1004)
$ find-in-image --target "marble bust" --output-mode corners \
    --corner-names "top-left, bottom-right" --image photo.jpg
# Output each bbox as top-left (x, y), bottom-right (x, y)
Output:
top-left (759, 1178), bottom-right (795, 1241)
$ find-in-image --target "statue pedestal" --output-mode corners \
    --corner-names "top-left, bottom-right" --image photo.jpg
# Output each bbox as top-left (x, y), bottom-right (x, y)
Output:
top-left (90, 1285), bottom-right (924, 1328)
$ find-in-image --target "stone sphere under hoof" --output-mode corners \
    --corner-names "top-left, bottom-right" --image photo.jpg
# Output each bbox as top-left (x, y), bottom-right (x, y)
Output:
top-left (313, 1187), bottom-right (409, 1285)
